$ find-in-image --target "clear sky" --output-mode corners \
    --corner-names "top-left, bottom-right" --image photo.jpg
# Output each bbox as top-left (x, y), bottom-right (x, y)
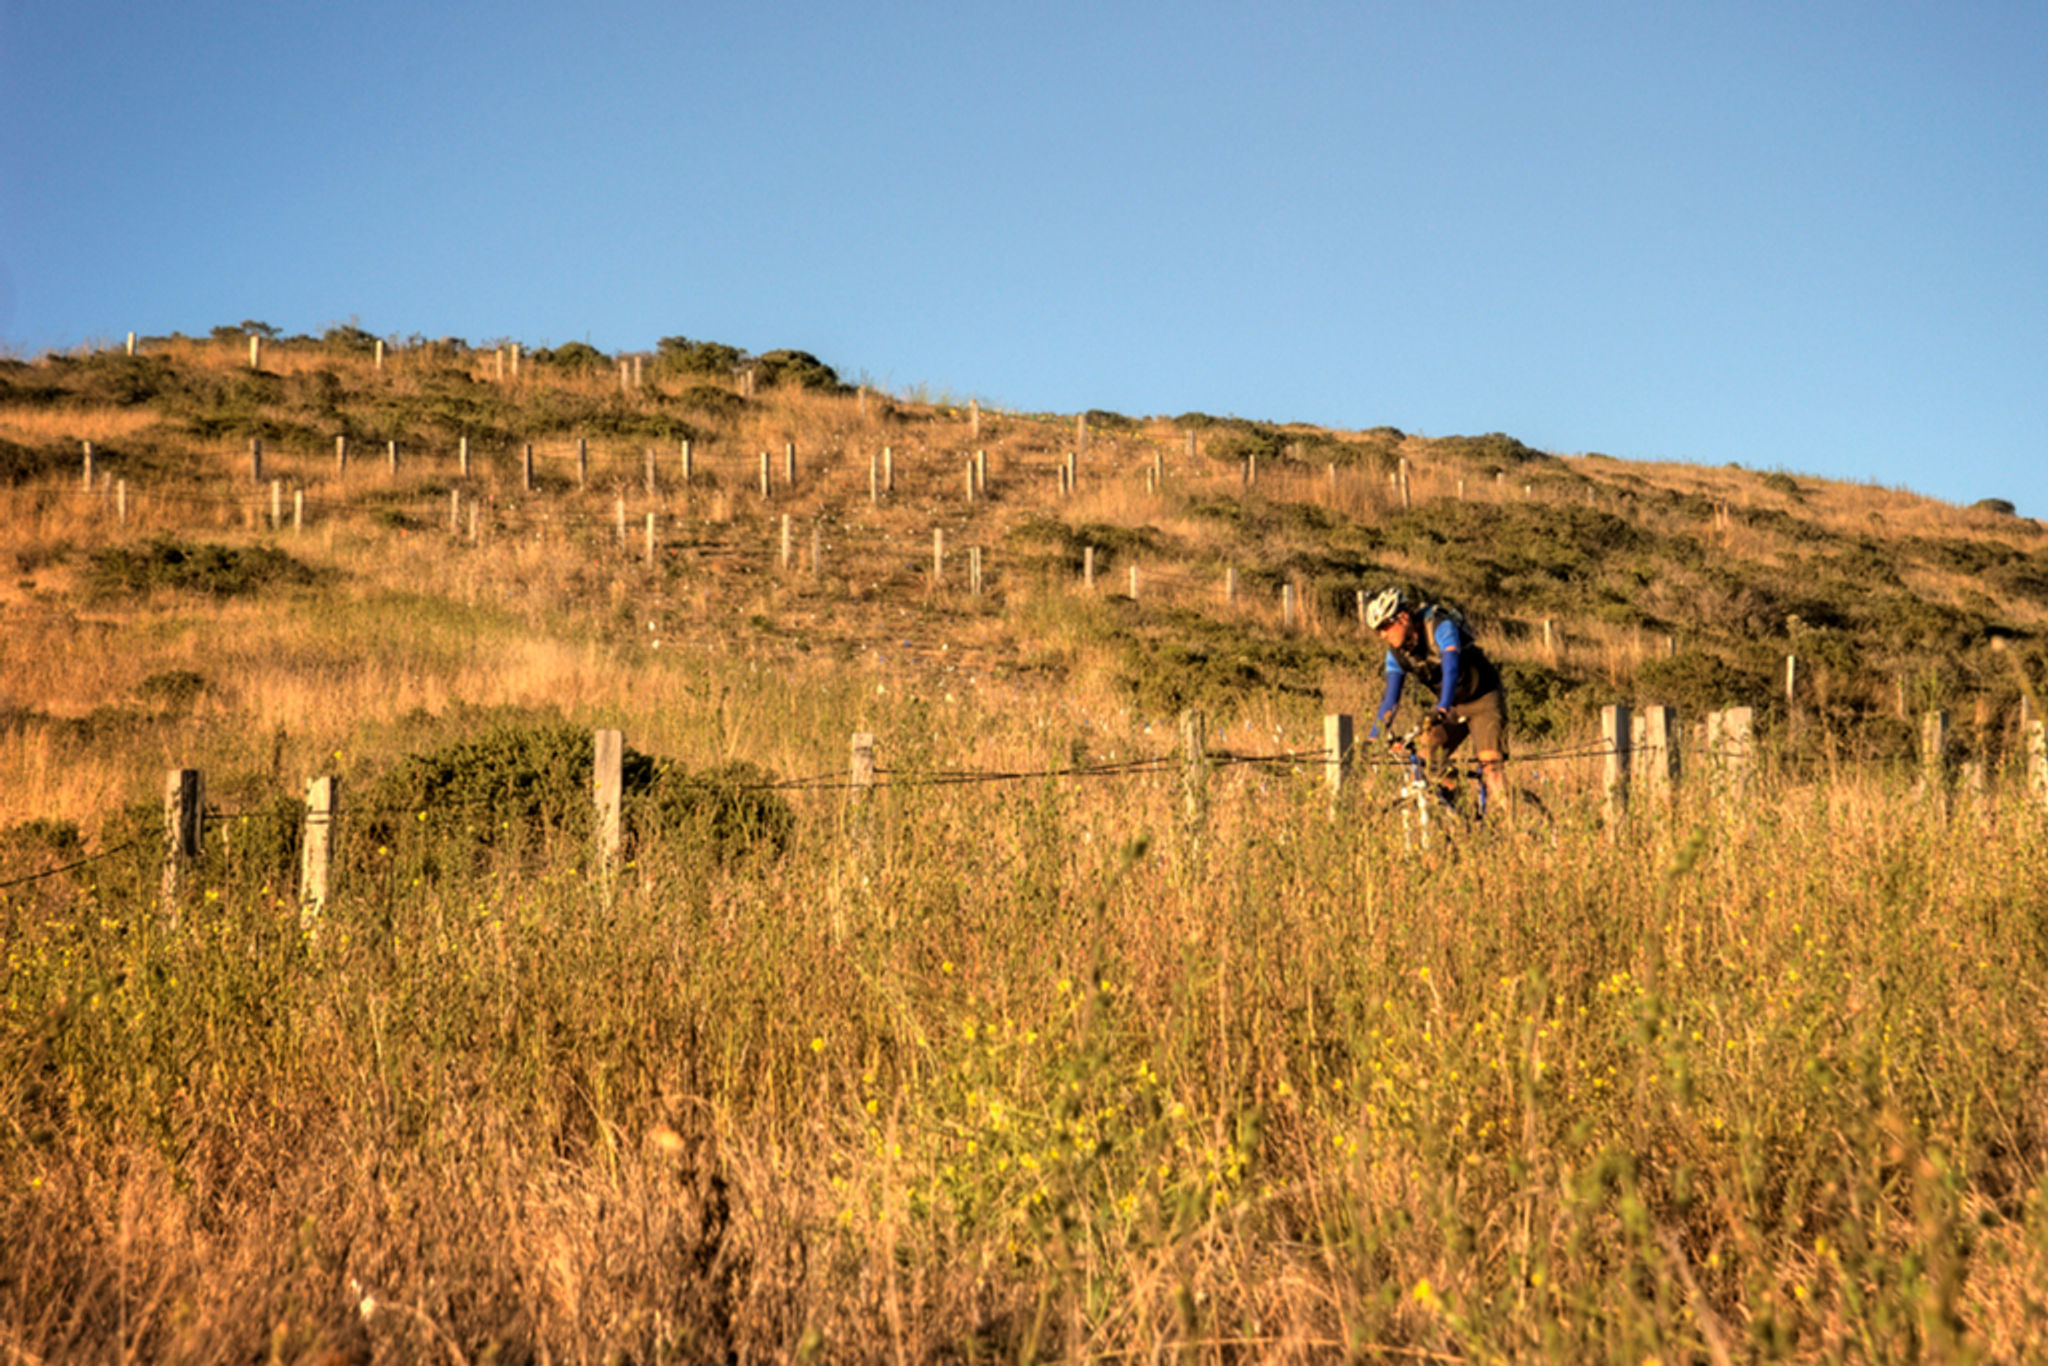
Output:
top-left (3, 1), bottom-right (2043, 516)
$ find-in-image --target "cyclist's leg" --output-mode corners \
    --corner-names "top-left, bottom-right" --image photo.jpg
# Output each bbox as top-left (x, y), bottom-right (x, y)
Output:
top-left (1454, 690), bottom-right (1510, 817)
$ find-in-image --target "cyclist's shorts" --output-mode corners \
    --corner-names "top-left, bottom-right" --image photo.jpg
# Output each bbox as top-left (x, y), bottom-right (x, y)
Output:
top-left (1450, 688), bottom-right (1509, 758)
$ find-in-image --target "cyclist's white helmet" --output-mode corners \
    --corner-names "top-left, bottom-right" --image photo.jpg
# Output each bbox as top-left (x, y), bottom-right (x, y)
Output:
top-left (1364, 586), bottom-right (1408, 630)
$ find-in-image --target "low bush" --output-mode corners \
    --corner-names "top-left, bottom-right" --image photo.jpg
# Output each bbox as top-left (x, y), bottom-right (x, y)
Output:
top-left (85, 538), bottom-right (326, 598)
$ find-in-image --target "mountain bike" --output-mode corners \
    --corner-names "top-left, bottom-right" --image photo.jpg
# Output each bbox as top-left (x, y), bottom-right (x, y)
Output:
top-left (1382, 724), bottom-right (1549, 850)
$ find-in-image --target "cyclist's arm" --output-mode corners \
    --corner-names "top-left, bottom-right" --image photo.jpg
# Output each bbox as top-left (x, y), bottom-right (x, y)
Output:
top-left (1367, 652), bottom-right (1405, 739)
top-left (1433, 618), bottom-right (1463, 711)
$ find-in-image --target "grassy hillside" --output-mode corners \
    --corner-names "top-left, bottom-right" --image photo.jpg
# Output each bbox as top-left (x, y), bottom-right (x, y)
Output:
top-left (2, 330), bottom-right (2045, 1361)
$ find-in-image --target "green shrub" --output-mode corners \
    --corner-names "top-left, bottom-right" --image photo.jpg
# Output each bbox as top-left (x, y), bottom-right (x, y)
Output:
top-left (85, 538), bottom-right (326, 598)
top-left (321, 324), bottom-right (381, 356)
top-left (359, 719), bottom-right (793, 878)
top-left (750, 349), bottom-right (846, 393)
top-left (656, 336), bottom-right (745, 378)
top-left (531, 341), bottom-right (607, 373)
top-left (1634, 649), bottom-right (1772, 716)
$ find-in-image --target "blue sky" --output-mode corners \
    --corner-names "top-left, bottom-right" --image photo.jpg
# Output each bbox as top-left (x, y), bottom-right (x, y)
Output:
top-left (3, 1), bottom-right (2043, 515)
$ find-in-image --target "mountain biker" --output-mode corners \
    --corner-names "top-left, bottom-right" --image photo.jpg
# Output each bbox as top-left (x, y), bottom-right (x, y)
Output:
top-left (1362, 587), bottom-right (1510, 810)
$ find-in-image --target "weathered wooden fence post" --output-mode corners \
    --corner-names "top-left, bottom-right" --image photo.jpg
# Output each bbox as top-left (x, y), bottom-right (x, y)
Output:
top-left (1224, 567), bottom-right (1237, 605)
top-left (758, 451), bottom-right (771, 499)
top-left (1180, 710), bottom-right (1208, 830)
top-left (1325, 713), bottom-right (1355, 802)
top-left (117, 479), bottom-right (128, 526)
top-left (1282, 583), bottom-right (1296, 629)
top-left (300, 775), bottom-right (336, 929)
top-left (969, 545), bottom-right (984, 597)
top-left (975, 448), bottom-right (988, 497)
top-left (884, 446), bottom-right (895, 494)
top-left (780, 514), bottom-right (793, 570)
top-left (250, 438), bottom-right (264, 483)
top-left (335, 434), bottom-right (348, 474)
top-left (783, 440), bottom-right (796, 487)
top-left (386, 440), bottom-right (399, 476)
top-left (522, 443), bottom-right (535, 493)
top-left (162, 768), bottom-right (204, 918)
top-left (644, 513), bottom-right (657, 567)
top-left (248, 335), bottom-right (262, 369)
top-left (592, 729), bottom-right (623, 869)
top-left (82, 441), bottom-right (95, 488)
top-left (646, 447), bottom-right (659, 498)
top-left (269, 479), bottom-right (283, 530)
top-left (681, 439), bottom-right (694, 486)
top-left (1601, 703), bottom-right (1632, 822)
top-left (932, 527), bottom-right (945, 585)
top-left (850, 733), bottom-right (876, 808)
top-left (1635, 705), bottom-right (1676, 802)
top-left (969, 399), bottom-right (980, 440)
top-left (1707, 706), bottom-right (1755, 800)
top-left (614, 495), bottom-right (627, 545)
top-left (1920, 710), bottom-right (1949, 805)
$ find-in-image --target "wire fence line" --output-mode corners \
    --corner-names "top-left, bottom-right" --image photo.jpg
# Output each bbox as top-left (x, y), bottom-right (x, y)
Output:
top-left (0, 730), bottom-right (1651, 895)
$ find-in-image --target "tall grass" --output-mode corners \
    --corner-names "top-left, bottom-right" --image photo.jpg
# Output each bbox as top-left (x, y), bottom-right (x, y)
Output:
top-left (3, 723), bottom-right (2045, 1360)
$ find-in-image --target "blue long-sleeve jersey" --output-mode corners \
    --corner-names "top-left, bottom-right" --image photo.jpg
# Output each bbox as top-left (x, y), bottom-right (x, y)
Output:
top-left (1369, 615), bottom-right (1466, 739)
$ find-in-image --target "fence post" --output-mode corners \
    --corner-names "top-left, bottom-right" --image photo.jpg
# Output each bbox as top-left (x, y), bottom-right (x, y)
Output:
top-left (248, 335), bottom-right (262, 369)
top-left (300, 776), bottom-right (336, 930)
top-left (1282, 583), bottom-right (1296, 629)
top-left (884, 446), bottom-right (894, 494)
top-left (450, 488), bottom-right (463, 534)
top-left (1324, 713), bottom-right (1354, 801)
top-left (969, 399), bottom-right (980, 440)
top-left (459, 435), bottom-right (471, 478)
top-left (1785, 654), bottom-right (1800, 735)
top-left (1637, 705), bottom-right (1676, 802)
top-left (615, 495), bottom-right (627, 545)
top-left (850, 733), bottom-right (876, 808)
top-left (932, 527), bottom-right (945, 585)
top-left (1180, 710), bottom-right (1208, 827)
top-left (335, 434), bottom-right (348, 474)
top-left (1225, 567), bottom-right (1237, 605)
top-left (386, 440), bottom-right (398, 475)
top-left (82, 441), bottom-right (95, 488)
top-left (117, 479), bottom-right (128, 526)
top-left (811, 523), bottom-right (822, 578)
top-left (1601, 704), bottom-right (1631, 822)
top-left (965, 458), bottom-right (976, 503)
top-left (780, 514), bottom-right (793, 570)
top-left (1708, 707), bottom-right (1755, 799)
top-left (783, 440), bottom-right (796, 487)
top-left (1128, 564), bottom-right (1139, 600)
top-left (162, 768), bottom-right (203, 919)
top-left (522, 443), bottom-right (534, 493)
top-left (592, 729), bottom-right (623, 869)
top-left (1083, 545), bottom-right (1096, 590)
top-left (970, 545), bottom-right (984, 597)
top-left (269, 479), bottom-right (282, 530)
top-left (644, 513), bottom-right (657, 567)
top-left (870, 452), bottom-right (880, 505)
top-left (646, 447), bottom-right (659, 498)
top-left (759, 451), bottom-right (771, 498)
top-left (976, 448), bottom-right (988, 496)
top-left (250, 438), bottom-right (264, 483)
top-left (1920, 711), bottom-right (1949, 803)
top-left (681, 439), bottom-right (694, 485)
